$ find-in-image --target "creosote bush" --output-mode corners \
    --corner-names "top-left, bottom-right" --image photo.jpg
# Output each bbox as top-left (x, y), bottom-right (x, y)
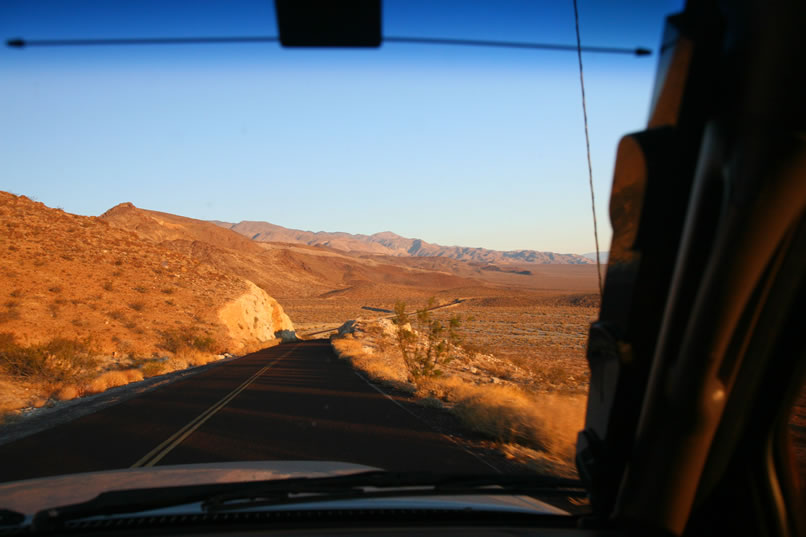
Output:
top-left (393, 297), bottom-right (462, 383)
top-left (158, 326), bottom-right (218, 356)
top-left (0, 332), bottom-right (99, 383)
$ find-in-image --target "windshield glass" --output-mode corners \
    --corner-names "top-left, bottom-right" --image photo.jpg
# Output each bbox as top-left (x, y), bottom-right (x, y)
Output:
top-left (0, 0), bottom-right (681, 515)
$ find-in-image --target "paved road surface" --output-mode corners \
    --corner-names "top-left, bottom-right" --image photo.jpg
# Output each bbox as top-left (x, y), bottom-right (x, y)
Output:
top-left (0, 340), bottom-right (497, 483)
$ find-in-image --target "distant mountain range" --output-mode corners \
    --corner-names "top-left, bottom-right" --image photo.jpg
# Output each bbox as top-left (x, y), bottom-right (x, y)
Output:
top-left (582, 251), bottom-right (609, 263)
top-left (212, 220), bottom-right (593, 265)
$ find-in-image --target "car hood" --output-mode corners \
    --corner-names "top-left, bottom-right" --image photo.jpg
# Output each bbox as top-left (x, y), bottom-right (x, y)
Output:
top-left (0, 461), bottom-right (567, 516)
top-left (0, 460), bottom-right (375, 515)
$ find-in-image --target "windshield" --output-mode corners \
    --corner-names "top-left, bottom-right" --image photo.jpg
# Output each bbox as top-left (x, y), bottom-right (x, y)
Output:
top-left (0, 0), bottom-right (681, 516)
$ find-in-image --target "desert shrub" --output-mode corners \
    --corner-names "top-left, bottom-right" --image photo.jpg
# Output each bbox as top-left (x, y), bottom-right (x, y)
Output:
top-left (128, 301), bottom-right (145, 312)
top-left (393, 298), bottom-right (463, 382)
top-left (84, 369), bottom-right (144, 395)
top-left (124, 321), bottom-right (144, 334)
top-left (0, 337), bottom-right (50, 378)
top-left (133, 286), bottom-right (147, 294)
top-left (557, 293), bottom-right (600, 308)
top-left (185, 351), bottom-right (217, 367)
top-left (158, 326), bottom-right (219, 355)
top-left (192, 334), bottom-right (216, 352)
top-left (0, 333), bottom-right (99, 383)
top-left (545, 365), bottom-right (571, 385)
top-left (141, 361), bottom-right (165, 378)
top-left (107, 310), bottom-right (125, 322)
top-left (0, 307), bottom-right (21, 324)
top-left (86, 371), bottom-right (126, 393)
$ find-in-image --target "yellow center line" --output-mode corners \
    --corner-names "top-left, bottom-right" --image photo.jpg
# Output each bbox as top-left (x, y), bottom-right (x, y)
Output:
top-left (130, 345), bottom-right (296, 468)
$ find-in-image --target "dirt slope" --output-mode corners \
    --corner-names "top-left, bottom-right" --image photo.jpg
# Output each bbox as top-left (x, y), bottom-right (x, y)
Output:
top-left (0, 193), bottom-right (289, 356)
top-left (101, 203), bottom-right (489, 300)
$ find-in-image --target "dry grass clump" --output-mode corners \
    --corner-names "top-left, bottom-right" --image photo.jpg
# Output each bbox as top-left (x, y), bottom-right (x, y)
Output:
top-left (416, 376), bottom-right (584, 467)
top-left (158, 326), bottom-right (219, 355)
top-left (499, 443), bottom-right (580, 479)
top-left (331, 328), bottom-right (585, 476)
top-left (165, 350), bottom-right (218, 370)
top-left (0, 333), bottom-right (147, 420)
top-left (0, 329), bottom-right (229, 423)
top-left (152, 325), bottom-right (227, 369)
top-left (84, 369), bottom-right (144, 395)
top-left (55, 384), bottom-right (81, 401)
top-left (0, 332), bottom-right (99, 384)
top-left (332, 335), bottom-right (413, 392)
top-left (140, 360), bottom-right (166, 378)
top-left (0, 377), bottom-right (33, 421)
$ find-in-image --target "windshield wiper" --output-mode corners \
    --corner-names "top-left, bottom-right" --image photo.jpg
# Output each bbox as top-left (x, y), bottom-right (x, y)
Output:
top-left (32, 471), bottom-right (583, 531)
top-left (201, 471), bottom-right (583, 512)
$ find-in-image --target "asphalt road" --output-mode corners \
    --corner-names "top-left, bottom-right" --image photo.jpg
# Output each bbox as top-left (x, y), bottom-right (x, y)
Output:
top-left (0, 340), bottom-right (498, 483)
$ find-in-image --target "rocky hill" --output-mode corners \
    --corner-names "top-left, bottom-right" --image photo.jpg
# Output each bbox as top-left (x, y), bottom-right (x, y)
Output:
top-left (216, 221), bottom-right (593, 265)
top-left (0, 192), bottom-right (293, 357)
top-left (101, 203), bottom-right (486, 300)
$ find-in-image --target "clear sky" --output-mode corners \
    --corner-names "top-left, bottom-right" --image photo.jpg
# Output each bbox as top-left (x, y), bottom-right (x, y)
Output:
top-left (0, 0), bottom-right (683, 254)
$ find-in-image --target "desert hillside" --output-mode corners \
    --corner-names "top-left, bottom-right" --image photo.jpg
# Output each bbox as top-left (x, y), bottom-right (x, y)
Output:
top-left (217, 220), bottom-right (594, 265)
top-left (101, 203), bottom-right (492, 300)
top-left (0, 192), bottom-right (292, 357)
top-left (100, 203), bottom-right (601, 334)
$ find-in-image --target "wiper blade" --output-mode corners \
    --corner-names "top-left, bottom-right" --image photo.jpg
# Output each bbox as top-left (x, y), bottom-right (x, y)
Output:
top-left (202, 471), bottom-right (583, 512)
top-left (32, 471), bottom-right (583, 530)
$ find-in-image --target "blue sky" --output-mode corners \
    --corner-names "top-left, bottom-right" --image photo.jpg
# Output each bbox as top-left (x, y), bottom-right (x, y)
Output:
top-left (0, 0), bottom-right (683, 254)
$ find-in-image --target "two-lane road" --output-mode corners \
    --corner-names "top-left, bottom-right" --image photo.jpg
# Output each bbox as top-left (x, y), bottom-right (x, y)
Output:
top-left (0, 340), bottom-right (497, 483)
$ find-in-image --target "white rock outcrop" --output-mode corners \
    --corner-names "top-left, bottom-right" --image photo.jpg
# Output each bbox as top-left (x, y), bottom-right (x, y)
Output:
top-left (218, 280), bottom-right (296, 350)
top-left (337, 318), bottom-right (409, 338)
